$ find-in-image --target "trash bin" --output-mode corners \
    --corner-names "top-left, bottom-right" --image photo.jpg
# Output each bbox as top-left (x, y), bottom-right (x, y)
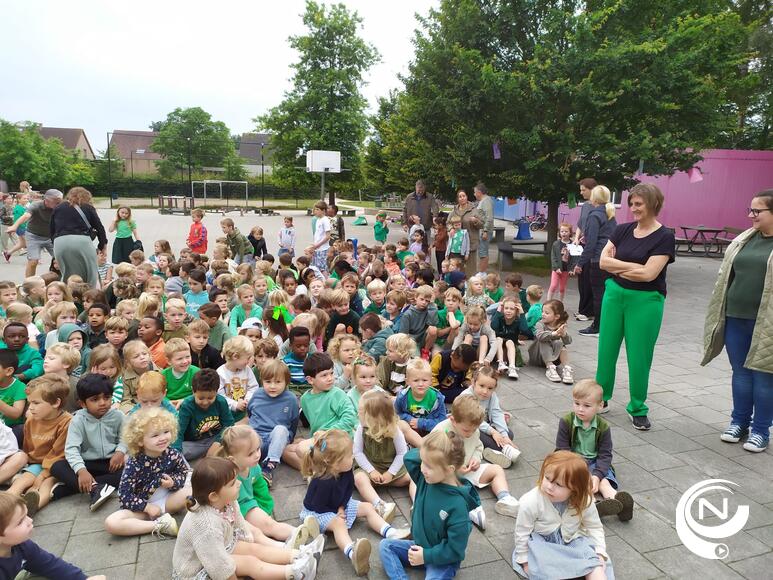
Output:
top-left (516, 218), bottom-right (533, 240)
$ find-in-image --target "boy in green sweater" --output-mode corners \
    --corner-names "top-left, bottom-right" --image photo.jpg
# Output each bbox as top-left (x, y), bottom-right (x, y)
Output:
top-left (374, 212), bottom-right (389, 243)
top-left (228, 284), bottom-right (262, 335)
top-left (173, 368), bottom-right (234, 460)
top-left (0, 323), bottom-right (43, 383)
top-left (379, 429), bottom-right (480, 578)
top-left (220, 217), bottom-right (254, 265)
top-left (160, 338), bottom-right (200, 408)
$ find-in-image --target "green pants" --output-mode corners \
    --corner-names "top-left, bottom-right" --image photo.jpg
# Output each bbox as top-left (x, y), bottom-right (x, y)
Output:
top-left (595, 278), bottom-right (665, 417)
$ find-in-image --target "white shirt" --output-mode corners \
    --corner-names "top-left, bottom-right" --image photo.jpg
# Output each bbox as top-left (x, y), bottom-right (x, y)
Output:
top-left (216, 365), bottom-right (259, 411)
top-left (0, 422), bottom-right (19, 461)
top-left (314, 216), bottom-right (331, 251)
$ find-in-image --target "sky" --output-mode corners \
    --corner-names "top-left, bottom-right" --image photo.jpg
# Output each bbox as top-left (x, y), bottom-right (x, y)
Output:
top-left (0, 0), bottom-right (438, 153)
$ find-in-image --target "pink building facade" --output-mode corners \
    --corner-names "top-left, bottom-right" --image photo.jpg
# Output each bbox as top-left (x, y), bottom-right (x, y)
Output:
top-left (494, 149), bottom-right (773, 231)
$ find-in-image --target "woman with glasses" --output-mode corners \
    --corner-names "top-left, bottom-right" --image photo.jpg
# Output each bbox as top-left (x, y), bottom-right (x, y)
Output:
top-left (702, 189), bottom-right (773, 453)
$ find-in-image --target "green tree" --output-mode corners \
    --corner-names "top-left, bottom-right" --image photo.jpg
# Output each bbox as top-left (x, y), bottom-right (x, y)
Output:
top-left (377, 0), bottom-right (754, 247)
top-left (151, 107), bottom-right (235, 178)
top-left (94, 145), bottom-right (125, 185)
top-left (256, 1), bottom-right (379, 197)
top-left (223, 150), bottom-right (248, 181)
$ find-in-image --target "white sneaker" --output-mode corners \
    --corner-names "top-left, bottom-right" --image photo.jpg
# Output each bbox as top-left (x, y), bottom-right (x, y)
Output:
top-left (508, 366), bottom-right (519, 380)
top-left (502, 445), bottom-right (522, 463)
top-left (152, 513), bottom-right (178, 539)
top-left (495, 495), bottom-right (520, 518)
top-left (298, 534), bottom-right (326, 562)
top-left (386, 526), bottom-right (412, 540)
top-left (483, 447), bottom-right (512, 468)
top-left (545, 364), bottom-right (561, 382)
top-left (575, 313), bottom-right (589, 321)
top-left (561, 365), bottom-right (574, 384)
top-left (376, 500), bottom-right (396, 523)
top-left (497, 361), bottom-right (508, 374)
top-left (287, 515), bottom-right (321, 549)
top-left (469, 506), bottom-right (486, 530)
top-left (289, 552), bottom-right (317, 580)
top-left (351, 538), bottom-right (371, 576)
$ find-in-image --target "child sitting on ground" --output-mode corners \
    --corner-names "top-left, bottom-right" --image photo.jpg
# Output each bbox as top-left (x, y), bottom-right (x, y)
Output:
top-left (186, 318), bottom-right (224, 371)
top-left (328, 334), bottom-right (361, 392)
top-left (394, 284), bottom-right (437, 361)
top-left (555, 379), bottom-right (634, 521)
top-left (0, 350), bottom-right (27, 443)
top-left (300, 429), bottom-right (410, 576)
top-left (324, 288), bottom-right (361, 347)
top-left (376, 333), bottom-right (416, 395)
top-left (451, 306), bottom-right (497, 366)
top-left (347, 355), bottom-right (384, 410)
top-left (512, 451), bottom-right (613, 579)
top-left (463, 276), bottom-right (494, 310)
top-left (104, 408), bottom-right (190, 538)
top-left (50, 374), bottom-right (126, 510)
top-left (359, 313), bottom-right (393, 362)
top-left (432, 395), bottom-right (520, 529)
top-left (113, 340), bottom-right (154, 412)
top-left (0, 419), bottom-right (26, 487)
top-left (172, 456), bottom-right (319, 580)
top-left (138, 316), bottom-right (167, 368)
top-left (229, 284), bottom-right (261, 335)
top-left (199, 300), bottom-right (232, 353)
top-left (524, 284), bottom-right (544, 339)
top-left (396, 358), bottom-right (448, 449)
top-left (433, 287), bottom-right (464, 355)
top-left (128, 371), bottom-right (177, 417)
top-left (363, 279), bottom-right (387, 315)
top-left (8, 375), bottom-right (72, 516)
top-left (0, 323), bottom-right (42, 384)
top-left (461, 364), bottom-right (521, 468)
top-left (528, 299), bottom-right (574, 384)
top-left (174, 368), bottom-right (234, 460)
top-left (431, 343), bottom-right (476, 404)
top-left (85, 303), bottom-right (110, 348)
top-left (378, 429), bottom-right (479, 580)
top-left (491, 296), bottom-right (526, 380)
top-left (160, 338), bottom-right (200, 407)
top-left (217, 335), bottom-right (260, 422)
top-left (162, 298), bottom-right (188, 342)
top-left (283, 326), bottom-right (313, 397)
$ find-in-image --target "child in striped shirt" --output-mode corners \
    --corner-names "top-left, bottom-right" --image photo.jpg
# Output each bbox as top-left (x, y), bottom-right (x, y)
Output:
top-left (282, 327), bottom-right (312, 397)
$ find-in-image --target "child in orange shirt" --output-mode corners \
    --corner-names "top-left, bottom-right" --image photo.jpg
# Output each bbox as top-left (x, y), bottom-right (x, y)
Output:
top-left (186, 209), bottom-right (207, 255)
top-left (138, 316), bottom-right (167, 369)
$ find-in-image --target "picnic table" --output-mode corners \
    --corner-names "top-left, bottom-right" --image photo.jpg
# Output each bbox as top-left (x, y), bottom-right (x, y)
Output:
top-left (678, 225), bottom-right (726, 256)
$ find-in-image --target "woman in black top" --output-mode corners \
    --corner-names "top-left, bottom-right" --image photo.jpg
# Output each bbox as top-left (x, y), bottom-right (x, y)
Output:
top-left (596, 183), bottom-right (675, 431)
top-left (51, 187), bottom-right (107, 288)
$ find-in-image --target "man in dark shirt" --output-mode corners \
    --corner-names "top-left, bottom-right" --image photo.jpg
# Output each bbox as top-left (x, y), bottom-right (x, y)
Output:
top-left (6, 189), bottom-right (62, 277)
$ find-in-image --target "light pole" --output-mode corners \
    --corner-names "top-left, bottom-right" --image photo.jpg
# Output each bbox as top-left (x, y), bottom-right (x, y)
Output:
top-left (260, 141), bottom-right (265, 209)
top-left (130, 149), bottom-right (145, 182)
top-left (187, 137), bottom-right (192, 196)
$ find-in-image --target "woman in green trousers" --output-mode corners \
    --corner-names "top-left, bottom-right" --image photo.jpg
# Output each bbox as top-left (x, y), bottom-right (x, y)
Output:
top-left (596, 183), bottom-right (675, 431)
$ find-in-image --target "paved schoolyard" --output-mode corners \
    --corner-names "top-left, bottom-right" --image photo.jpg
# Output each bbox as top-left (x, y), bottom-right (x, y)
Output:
top-left (9, 209), bottom-right (772, 579)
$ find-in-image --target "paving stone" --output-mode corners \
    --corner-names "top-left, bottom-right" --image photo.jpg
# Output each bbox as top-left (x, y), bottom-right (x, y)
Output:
top-left (30, 521), bottom-right (72, 557)
top-left (731, 453), bottom-right (773, 479)
top-left (603, 505), bottom-right (682, 553)
top-left (616, 444), bottom-right (686, 472)
top-left (692, 433), bottom-right (752, 458)
top-left (32, 494), bottom-right (80, 525)
top-left (672, 448), bottom-right (749, 478)
top-left (136, 536), bottom-right (175, 577)
top-left (512, 435), bottom-right (556, 463)
top-left (271, 483), bottom-right (308, 522)
top-left (459, 558), bottom-right (519, 578)
top-left (730, 552), bottom-right (773, 580)
top-left (645, 546), bottom-right (745, 579)
top-left (679, 405), bottom-right (735, 425)
top-left (747, 525), bottom-right (773, 548)
top-left (642, 428), bottom-right (707, 453)
top-left (84, 564), bottom-right (136, 579)
top-left (62, 530), bottom-right (138, 572)
top-left (70, 496), bottom-right (119, 535)
top-left (611, 461), bottom-right (667, 493)
top-left (604, 535), bottom-right (664, 579)
top-left (459, 527), bottom-right (508, 568)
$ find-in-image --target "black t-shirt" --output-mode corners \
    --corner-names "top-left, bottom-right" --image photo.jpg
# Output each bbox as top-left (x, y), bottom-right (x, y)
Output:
top-left (609, 222), bottom-right (675, 296)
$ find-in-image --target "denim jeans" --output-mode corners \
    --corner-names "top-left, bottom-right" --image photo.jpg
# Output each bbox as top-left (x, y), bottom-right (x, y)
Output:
top-left (259, 425), bottom-right (291, 463)
top-left (379, 539), bottom-right (459, 580)
top-left (725, 317), bottom-right (773, 439)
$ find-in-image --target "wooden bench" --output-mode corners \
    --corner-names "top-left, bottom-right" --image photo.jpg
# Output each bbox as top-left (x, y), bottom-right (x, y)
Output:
top-left (157, 195), bottom-right (192, 215)
top-left (253, 207), bottom-right (279, 216)
top-left (340, 209), bottom-right (356, 217)
top-left (497, 240), bottom-right (548, 269)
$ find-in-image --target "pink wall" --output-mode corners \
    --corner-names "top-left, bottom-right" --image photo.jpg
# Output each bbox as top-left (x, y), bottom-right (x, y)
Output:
top-left (555, 149), bottom-right (773, 231)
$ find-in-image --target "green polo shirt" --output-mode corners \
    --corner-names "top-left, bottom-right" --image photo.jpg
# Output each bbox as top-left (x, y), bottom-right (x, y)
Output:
top-left (572, 414), bottom-right (598, 460)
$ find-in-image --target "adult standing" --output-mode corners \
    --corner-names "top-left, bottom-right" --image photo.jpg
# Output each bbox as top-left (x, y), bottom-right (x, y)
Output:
top-left (51, 187), bottom-right (107, 287)
top-left (702, 189), bottom-right (773, 453)
top-left (403, 179), bottom-right (439, 250)
top-left (473, 182), bottom-right (494, 275)
top-left (596, 183), bottom-right (675, 431)
top-left (450, 189), bottom-right (484, 277)
top-left (574, 185), bottom-right (617, 337)
top-left (574, 178), bottom-right (597, 321)
top-left (5, 189), bottom-right (63, 277)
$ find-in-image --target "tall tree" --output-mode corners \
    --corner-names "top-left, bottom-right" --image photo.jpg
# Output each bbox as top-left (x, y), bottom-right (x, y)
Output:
top-left (375, 0), bottom-right (754, 247)
top-left (256, 1), bottom-right (379, 195)
top-left (151, 107), bottom-right (235, 178)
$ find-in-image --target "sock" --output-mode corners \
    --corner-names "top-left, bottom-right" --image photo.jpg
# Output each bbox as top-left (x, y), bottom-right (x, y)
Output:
top-left (380, 524), bottom-right (392, 538)
top-left (496, 490), bottom-right (512, 501)
top-left (344, 542), bottom-right (354, 560)
top-left (372, 497), bottom-right (383, 508)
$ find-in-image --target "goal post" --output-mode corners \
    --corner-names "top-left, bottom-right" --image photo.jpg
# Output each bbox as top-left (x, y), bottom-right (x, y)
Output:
top-left (191, 180), bottom-right (249, 207)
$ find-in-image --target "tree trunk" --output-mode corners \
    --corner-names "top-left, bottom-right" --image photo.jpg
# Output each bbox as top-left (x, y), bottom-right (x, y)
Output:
top-left (545, 199), bottom-right (559, 257)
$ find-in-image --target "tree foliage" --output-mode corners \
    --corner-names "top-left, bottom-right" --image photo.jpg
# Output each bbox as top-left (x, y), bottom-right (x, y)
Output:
top-left (366, 0), bottom-right (757, 243)
top-left (151, 107), bottom-right (235, 178)
top-left (256, 1), bottom-right (379, 193)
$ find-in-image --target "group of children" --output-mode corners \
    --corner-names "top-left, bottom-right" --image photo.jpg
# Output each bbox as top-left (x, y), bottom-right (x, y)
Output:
top-left (0, 200), bottom-right (634, 579)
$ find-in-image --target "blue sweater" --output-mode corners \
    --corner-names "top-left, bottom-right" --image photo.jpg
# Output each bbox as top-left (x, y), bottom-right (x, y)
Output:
top-left (578, 206), bottom-right (617, 267)
top-left (394, 387), bottom-right (447, 432)
top-left (303, 469), bottom-right (355, 514)
top-left (247, 388), bottom-right (299, 439)
top-left (0, 540), bottom-right (86, 580)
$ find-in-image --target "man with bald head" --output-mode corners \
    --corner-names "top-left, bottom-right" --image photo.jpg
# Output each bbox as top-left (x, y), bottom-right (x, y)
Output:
top-left (6, 189), bottom-right (63, 277)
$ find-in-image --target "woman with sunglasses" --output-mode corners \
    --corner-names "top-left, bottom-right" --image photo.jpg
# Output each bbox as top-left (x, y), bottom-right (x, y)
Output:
top-left (703, 189), bottom-right (773, 452)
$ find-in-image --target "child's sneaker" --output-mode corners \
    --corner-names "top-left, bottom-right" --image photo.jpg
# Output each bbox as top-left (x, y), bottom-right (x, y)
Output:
top-left (469, 506), bottom-right (486, 530)
top-left (561, 365), bottom-right (574, 384)
top-left (351, 538), bottom-right (371, 576)
top-left (385, 526), bottom-right (412, 540)
top-left (720, 424), bottom-right (748, 443)
top-left (289, 551), bottom-right (317, 580)
top-left (298, 534), bottom-right (326, 564)
top-left (262, 461), bottom-right (276, 487)
top-left (483, 447), bottom-right (512, 468)
top-left (22, 490), bottom-right (39, 517)
top-left (508, 365), bottom-right (519, 380)
top-left (743, 433), bottom-right (768, 453)
top-left (89, 482), bottom-right (116, 512)
top-left (497, 360), bottom-right (508, 374)
top-left (152, 513), bottom-right (178, 539)
top-left (545, 364), bottom-right (561, 382)
top-left (420, 348), bottom-right (431, 361)
top-left (616, 491), bottom-right (634, 522)
top-left (375, 500), bottom-right (396, 523)
top-left (495, 495), bottom-right (520, 518)
top-left (287, 516), bottom-right (320, 549)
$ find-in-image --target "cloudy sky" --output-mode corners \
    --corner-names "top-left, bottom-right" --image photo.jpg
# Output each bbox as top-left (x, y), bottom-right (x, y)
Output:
top-left (0, 0), bottom-right (438, 153)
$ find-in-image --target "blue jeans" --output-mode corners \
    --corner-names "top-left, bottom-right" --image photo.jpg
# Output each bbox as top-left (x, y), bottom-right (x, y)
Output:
top-left (379, 539), bottom-right (459, 580)
top-left (725, 317), bottom-right (773, 439)
top-left (259, 425), bottom-right (291, 463)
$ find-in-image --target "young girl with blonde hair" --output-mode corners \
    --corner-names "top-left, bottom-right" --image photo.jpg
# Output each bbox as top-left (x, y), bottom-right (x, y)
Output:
top-left (353, 390), bottom-right (410, 524)
top-left (376, 333), bottom-right (416, 394)
top-left (528, 299), bottom-right (574, 384)
top-left (300, 429), bottom-right (410, 576)
top-left (327, 334), bottom-right (361, 391)
top-left (512, 450), bottom-right (612, 579)
top-left (113, 340), bottom-right (155, 412)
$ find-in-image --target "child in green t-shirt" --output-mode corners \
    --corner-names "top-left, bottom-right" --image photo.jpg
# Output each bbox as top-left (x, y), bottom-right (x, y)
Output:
top-left (160, 338), bottom-right (200, 407)
top-left (485, 272), bottom-right (504, 303)
top-left (0, 349), bottom-right (26, 428)
top-left (395, 358), bottom-right (448, 448)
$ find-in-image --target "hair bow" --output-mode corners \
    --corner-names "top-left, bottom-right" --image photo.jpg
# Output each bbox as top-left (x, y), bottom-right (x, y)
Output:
top-left (272, 304), bottom-right (289, 322)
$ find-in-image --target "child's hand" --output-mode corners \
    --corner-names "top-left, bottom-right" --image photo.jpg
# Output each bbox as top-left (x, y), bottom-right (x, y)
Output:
top-left (408, 545), bottom-right (425, 566)
top-left (236, 399), bottom-right (247, 411)
top-left (380, 472), bottom-right (394, 485)
top-left (160, 474), bottom-right (174, 489)
top-left (77, 469), bottom-right (96, 493)
top-left (491, 431), bottom-right (510, 448)
top-left (343, 363), bottom-right (353, 379)
top-left (31, 473), bottom-right (48, 491)
top-left (144, 503), bottom-right (162, 519)
top-left (369, 471), bottom-right (383, 484)
top-left (522, 562), bottom-right (529, 575)
top-left (409, 418), bottom-right (419, 429)
top-left (171, 399), bottom-right (183, 410)
top-left (591, 475), bottom-right (600, 495)
top-left (109, 451), bottom-right (126, 472)
top-left (337, 506), bottom-right (346, 520)
top-left (468, 457), bottom-right (480, 471)
top-left (457, 464), bottom-right (471, 475)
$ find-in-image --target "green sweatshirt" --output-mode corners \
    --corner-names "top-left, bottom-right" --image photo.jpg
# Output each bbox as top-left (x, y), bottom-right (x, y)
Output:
top-left (237, 465), bottom-right (274, 517)
top-left (300, 387), bottom-right (357, 437)
top-left (161, 365), bottom-right (200, 401)
top-left (228, 304), bottom-right (263, 335)
top-left (173, 394), bottom-right (234, 449)
top-left (404, 448), bottom-right (480, 566)
top-left (226, 228), bottom-right (254, 261)
top-left (0, 342), bottom-right (43, 383)
top-left (208, 319), bottom-right (232, 352)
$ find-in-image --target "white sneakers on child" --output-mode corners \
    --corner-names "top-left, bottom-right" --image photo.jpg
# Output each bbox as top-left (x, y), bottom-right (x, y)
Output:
top-left (289, 551), bottom-right (318, 580)
top-left (562, 365), bottom-right (574, 384)
top-left (508, 365), bottom-right (519, 379)
top-left (151, 513), bottom-right (178, 539)
top-left (495, 495), bottom-right (520, 518)
top-left (375, 500), bottom-right (396, 523)
top-left (546, 364), bottom-right (561, 382)
top-left (287, 516), bottom-right (322, 549)
top-left (483, 445), bottom-right (521, 468)
top-left (351, 538), bottom-right (372, 576)
top-left (469, 506), bottom-right (487, 530)
top-left (298, 534), bottom-right (326, 563)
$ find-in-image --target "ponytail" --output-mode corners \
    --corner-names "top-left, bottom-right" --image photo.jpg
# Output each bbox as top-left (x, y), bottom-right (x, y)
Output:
top-left (604, 202), bottom-right (616, 220)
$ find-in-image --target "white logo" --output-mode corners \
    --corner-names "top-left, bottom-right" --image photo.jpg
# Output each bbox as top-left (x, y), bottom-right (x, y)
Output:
top-left (676, 479), bottom-right (749, 559)
top-left (438, 510), bottom-right (448, 521)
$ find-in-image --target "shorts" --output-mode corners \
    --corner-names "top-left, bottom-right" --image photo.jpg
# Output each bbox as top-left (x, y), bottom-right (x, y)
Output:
top-left (587, 460), bottom-right (618, 490)
top-left (23, 463), bottom-right (42, 476)
top-left (299, 498), bottom-right (360, 532)
top-left (461, 462), bottom-right (495, 488)
top-left (478, 234), bottom-right (490, 258)
top-left (25, 231), bottom-right (54, 261)
top-left (148, 486), bottom-right (171, 513)
top-left (313, 249), bottom-right (328, 274)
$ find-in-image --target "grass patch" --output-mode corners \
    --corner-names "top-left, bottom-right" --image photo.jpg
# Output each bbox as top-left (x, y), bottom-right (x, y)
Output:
top-left (505, 255), bottom-right (552, 276)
